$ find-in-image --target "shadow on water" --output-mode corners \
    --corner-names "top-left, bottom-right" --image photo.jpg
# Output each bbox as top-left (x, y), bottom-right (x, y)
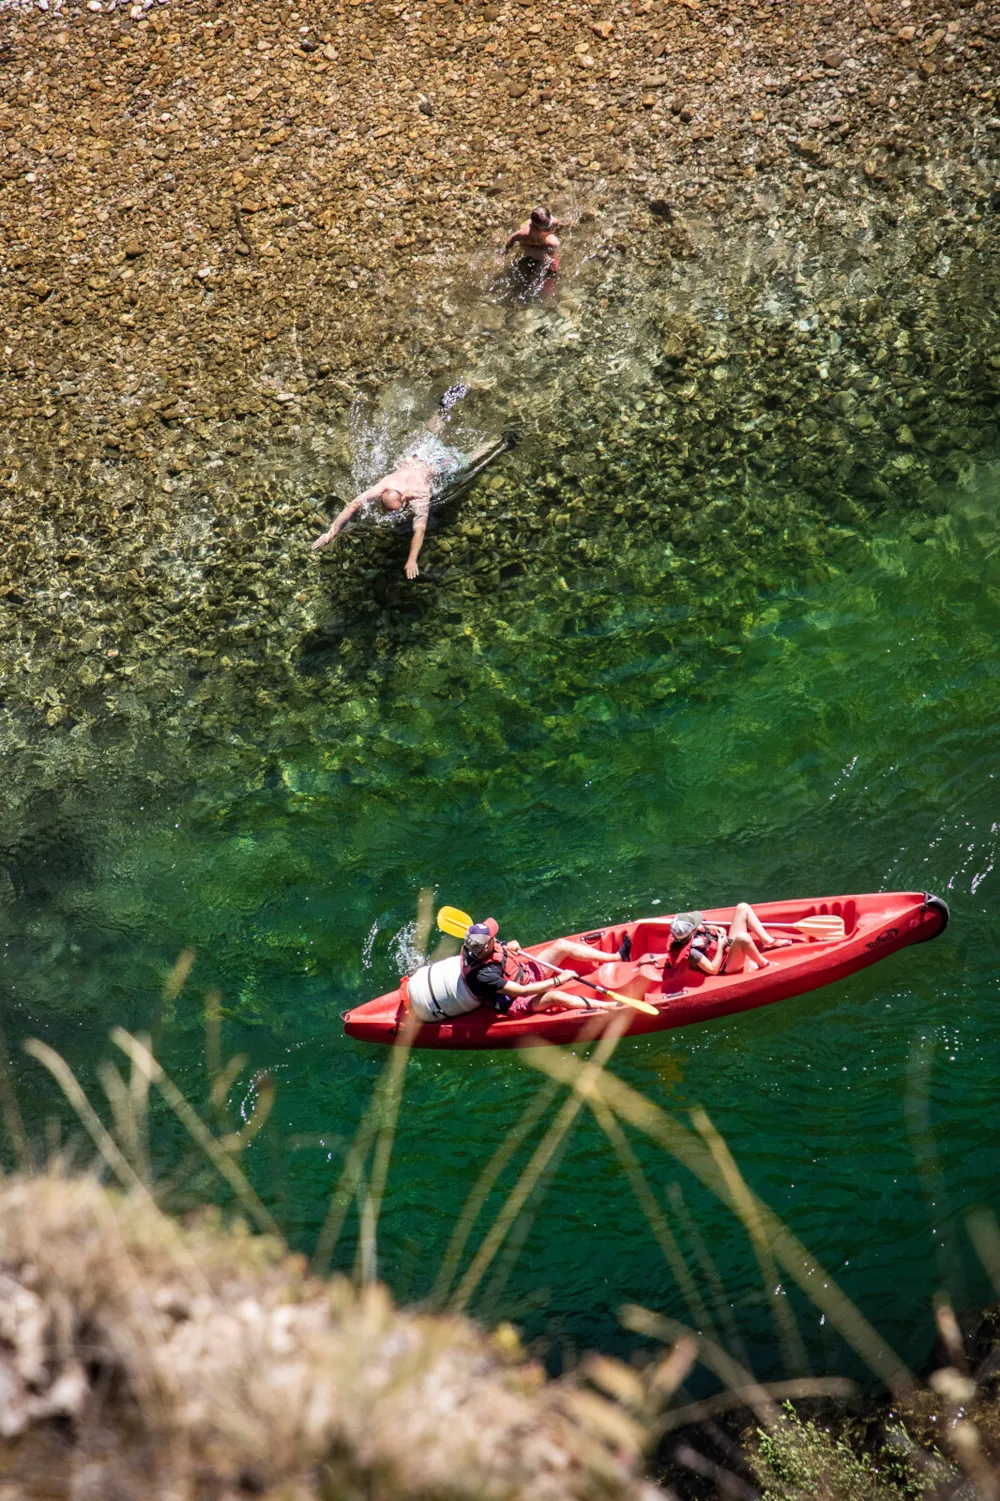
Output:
top-left (0, 816), bottom-right (94, 905)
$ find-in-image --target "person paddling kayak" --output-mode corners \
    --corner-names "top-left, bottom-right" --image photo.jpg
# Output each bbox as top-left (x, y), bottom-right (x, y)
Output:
top-left (311, 388), bottom-right (507, 579)
top-left (663, 904), bottom-right (792, 981)
top-left (461, 918), bottom-right (618, 1017)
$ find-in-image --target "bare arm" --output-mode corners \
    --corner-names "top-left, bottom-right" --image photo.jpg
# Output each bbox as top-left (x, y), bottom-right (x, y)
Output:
top-left (504, 228), bottom-right (529, 252)
top-left (312, 493), bottom-right (374, 551)
top-left (502, 959), bottom-right (575, 998)
top-left (502, 976), bottom-right (563, 997)
top-left (695, 936), bottom-right (729, 976)
top-left (404, 500), bottom-right (429, 579)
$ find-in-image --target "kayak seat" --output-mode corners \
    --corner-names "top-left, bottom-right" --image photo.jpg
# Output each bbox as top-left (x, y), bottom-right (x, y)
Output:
top-left (594, 959), bottom-right (661, 1001)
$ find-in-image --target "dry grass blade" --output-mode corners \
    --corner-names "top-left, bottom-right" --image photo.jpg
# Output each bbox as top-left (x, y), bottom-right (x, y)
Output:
top-left (691, 1106), bottom-right (807, 1376)
top-left (128, 1030), bottom-right (152, 1183)
top-left (590, 1099), bottom-right (716, 1340)
top-left (0, 1023), bottom-right (34, 1173)
top-left (673, 1442), bottom-right (758, 1501)
top-left (967, 1208), bottom-right (1000, 1300)
top-left (906, 1037), bottom-right (962, 1280)
top-left (667, 1182), bottom-right (753, 1373)
top-left (654, 1376), bottom-right (857, 1435)
top-left (524, 1048), bottom-right (913, 1392)
top-left (314, 1016), bottom-right (421, 1275)
top-left (414, 885), bottom-right (435, 959)
top-left (430, 1079), bottom-right (561, 1309)
top-left (950, 1419), bottom-right (1000, 1501)
top-left (451, 1015), bottom-right (630, 1313)
top-left (314, 1132), bottom-right (373, 1275)
top-left (933, 1291), bottom-right (968, 1374)
top-left (621, 1304), bottom-right (783, 1429)
top-left (97, 1060), bottom-right (148, 1183)
top-left (650, 1337), bottom-right (699, 1403)
top-left (355, 1009), bottom-right (420, 1284)
top-left (220, 1072), bottom-right (275, 1153)
top-left (204, 989), bottom-right (223, 1096)
top-left (164, 947), bottom-right (196, 1002)
top-left (25, 1038), bottom-right (151, 1198)
top-left (210, 1053), bottom-right (249, 1117)
top-left (111, 1029), bottom-right (281, 1240)
top-left (477, 1139), bottom-right (568, 1318)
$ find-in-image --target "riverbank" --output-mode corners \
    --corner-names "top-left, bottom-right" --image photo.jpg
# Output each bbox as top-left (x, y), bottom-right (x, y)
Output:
top-left (0, 1172), bottom-right (669, 1499)
top-left (0, 0), bottom-right (997, 772)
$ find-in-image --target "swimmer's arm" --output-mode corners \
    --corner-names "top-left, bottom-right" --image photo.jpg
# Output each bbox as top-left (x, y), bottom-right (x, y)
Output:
top-left (404, 499), bottom-right (429, 579)
top-left (312, 494), bottom-right (370, 551)
top-left (504, 227), bottom-right (529, 252)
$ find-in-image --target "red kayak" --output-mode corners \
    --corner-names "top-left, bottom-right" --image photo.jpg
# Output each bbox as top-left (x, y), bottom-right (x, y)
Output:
top-left (342, 892), bottom-right (949, 1050)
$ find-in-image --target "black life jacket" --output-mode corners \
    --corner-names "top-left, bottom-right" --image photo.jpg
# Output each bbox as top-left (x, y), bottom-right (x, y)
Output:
top-left (461, 940), bottom-right (525, 997)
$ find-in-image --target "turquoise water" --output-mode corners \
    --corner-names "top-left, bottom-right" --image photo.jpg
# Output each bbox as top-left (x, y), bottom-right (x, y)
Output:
top-left (4, 457), bottom-right (1000, 1383)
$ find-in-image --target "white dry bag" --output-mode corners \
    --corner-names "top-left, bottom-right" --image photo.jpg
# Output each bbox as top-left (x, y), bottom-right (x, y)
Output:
top-left (406, 955), bottom-right (481, 1022)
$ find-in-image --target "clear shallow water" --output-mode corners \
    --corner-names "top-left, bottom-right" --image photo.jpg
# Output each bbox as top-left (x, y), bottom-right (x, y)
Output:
top-left (4, 457), bottom-right (1000, 1384)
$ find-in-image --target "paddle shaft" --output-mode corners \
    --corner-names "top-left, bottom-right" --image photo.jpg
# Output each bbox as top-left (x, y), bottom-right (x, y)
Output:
top-left (526, 951), bottom-right (658, 1015)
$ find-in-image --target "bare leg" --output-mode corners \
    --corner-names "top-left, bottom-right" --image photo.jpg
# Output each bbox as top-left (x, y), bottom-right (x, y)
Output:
top-left (727, 903), bottom-right (790, 971)
top-left (531, 988), bottom-right (617, 1014)
top-left (466, 437), bottom-right (508, 464)
top-left (537, 938), bottom-right (612, 970)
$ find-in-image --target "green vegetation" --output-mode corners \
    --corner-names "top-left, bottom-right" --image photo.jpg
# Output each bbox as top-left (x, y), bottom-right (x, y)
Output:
top-left (751, 1405), bottom-right (937, 1501)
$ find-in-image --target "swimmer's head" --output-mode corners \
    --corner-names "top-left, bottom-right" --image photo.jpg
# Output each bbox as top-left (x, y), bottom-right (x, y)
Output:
top-left (379, 487), bottom-right (405, 512)
top-left (530, 206), bottom-right (554, 229)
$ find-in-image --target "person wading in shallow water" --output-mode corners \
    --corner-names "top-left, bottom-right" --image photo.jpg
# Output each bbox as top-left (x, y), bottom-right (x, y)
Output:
top-left (503, 206), bottom-right (561, 292)
top-left (311, 386), bottom-right (506, 579)
top-left (460, 917), bottom-right (618, 1018)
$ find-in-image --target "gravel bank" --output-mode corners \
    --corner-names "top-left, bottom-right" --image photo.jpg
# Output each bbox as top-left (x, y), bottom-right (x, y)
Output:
top-left (0, 0), bottom-right (997, 754)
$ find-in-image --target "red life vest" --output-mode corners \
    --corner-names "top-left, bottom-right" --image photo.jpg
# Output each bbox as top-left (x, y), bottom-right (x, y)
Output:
top-left (663, 937), bottom-right (693, 972)
top-left (462, 940), bottom-right (527, 994)
top-left (663, 926), bottom-right (721, 973)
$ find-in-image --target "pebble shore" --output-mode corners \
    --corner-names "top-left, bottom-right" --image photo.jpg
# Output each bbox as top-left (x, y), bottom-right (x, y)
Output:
top-left (0, 0), bottom-right (997, 756)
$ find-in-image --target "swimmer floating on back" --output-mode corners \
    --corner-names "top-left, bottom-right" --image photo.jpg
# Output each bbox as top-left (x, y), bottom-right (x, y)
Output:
top-left (312, 386), bottom-right (509, 579)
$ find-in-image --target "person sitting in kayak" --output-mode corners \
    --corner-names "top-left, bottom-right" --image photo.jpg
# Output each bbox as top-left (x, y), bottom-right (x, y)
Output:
top-left (503, 207), bottom-right (561, 290)
top-left (461, 918), bottom-right (618, 1018)
top-left (311, 388), bottom-right (503, 579)
top-left (664, 904), bottom-right (792, 979)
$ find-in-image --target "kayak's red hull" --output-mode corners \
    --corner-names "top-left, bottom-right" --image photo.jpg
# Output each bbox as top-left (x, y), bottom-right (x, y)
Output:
top-left (342, 892), bottom-right (949, 1050)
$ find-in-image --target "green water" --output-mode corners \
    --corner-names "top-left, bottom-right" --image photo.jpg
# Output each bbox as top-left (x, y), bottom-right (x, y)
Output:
top-left (4, 455), bottom-right (1000, 1383)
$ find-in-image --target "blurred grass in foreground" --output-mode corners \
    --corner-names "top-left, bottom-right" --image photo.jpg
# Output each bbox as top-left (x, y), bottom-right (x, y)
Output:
top-left (2, 953), bottom-right (1000, 1499)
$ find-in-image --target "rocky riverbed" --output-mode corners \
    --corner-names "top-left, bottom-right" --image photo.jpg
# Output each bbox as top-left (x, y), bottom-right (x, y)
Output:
top-left (0, 0), bottom-right (997, 803)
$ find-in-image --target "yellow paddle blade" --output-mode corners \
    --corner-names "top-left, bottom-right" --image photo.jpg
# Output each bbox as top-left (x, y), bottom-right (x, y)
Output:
top-left (437, 905), bottom-right (474, 940)
top-left (608, 992), bottom-right (659, 1017)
